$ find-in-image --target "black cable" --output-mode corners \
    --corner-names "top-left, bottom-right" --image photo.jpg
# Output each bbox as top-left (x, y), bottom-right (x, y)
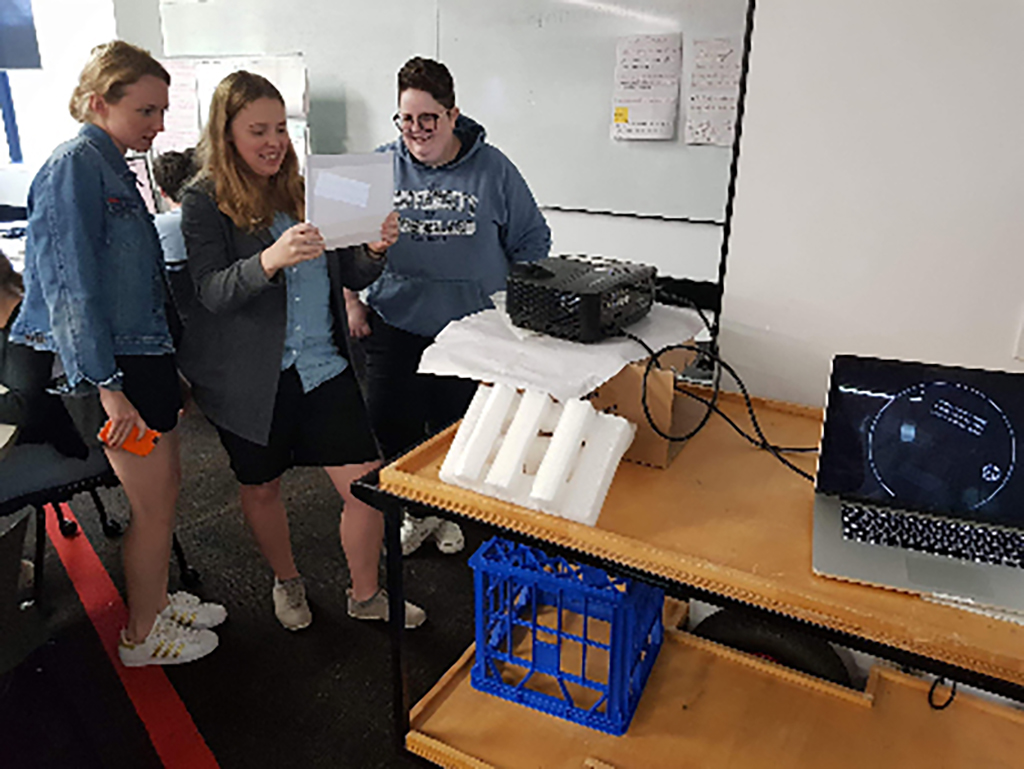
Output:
top-left (635, 341), bottom-right (816, 483)
top-left (673, 385), bottom-right (818, 454)
top-left (621, 331), bottom-right (661, 365)
top-left (928, 677), bottom-right (958, 710)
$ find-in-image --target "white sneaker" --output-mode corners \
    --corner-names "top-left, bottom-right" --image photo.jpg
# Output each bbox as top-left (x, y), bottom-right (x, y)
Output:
top-left (118, 615), bottom-right (219, 667)
top-left (400, 514), bottom-right (441, 556)
top-left (162, 591), bottom-right (227, 629)
top-left (273, 576), bottom-right (312, 631)
top-left (432, 520), bottom-right (465, 554)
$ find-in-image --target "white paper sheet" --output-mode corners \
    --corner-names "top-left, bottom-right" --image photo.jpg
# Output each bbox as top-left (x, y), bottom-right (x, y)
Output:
top-left (153, 59), bottom-right (201, 155)
top-left (194, 54), bottom-right (308, 123)
top-left (685, 37), bottom-right (742, 146)
top-left (611, 34), bottom-right (682, 141)
top-left (305, 153), bottom-right (394, 250)
top-left (419, 301), bottom-right (705, 402)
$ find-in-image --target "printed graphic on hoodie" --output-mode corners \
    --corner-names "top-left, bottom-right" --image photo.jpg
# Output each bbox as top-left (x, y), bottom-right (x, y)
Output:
top-left (394, 188), bottom-right (478, 240)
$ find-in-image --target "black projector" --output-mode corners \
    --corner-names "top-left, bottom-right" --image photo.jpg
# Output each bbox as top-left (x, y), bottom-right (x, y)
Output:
top-left (506, 256), bottom-right (657, 343)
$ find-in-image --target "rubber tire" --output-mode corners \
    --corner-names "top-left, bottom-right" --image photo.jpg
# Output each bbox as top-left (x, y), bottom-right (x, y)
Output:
top-left (692, 609), bottom-right (854, 687)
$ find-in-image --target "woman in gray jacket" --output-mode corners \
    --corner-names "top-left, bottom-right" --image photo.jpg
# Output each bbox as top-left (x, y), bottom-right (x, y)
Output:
top-left (179, 71), bottom-right (425, 631)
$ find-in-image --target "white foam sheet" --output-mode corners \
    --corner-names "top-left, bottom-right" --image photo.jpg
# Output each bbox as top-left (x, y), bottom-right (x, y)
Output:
top-left (419, 302), bottom-right (704, 402)
top-left (439, 383), bottom-right (636, 526)
top-left (305, 152), bottom-right (394, 250)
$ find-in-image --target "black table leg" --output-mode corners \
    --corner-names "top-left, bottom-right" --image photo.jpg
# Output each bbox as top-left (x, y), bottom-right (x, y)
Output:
top-left (383, 492), bottom-right (409, 751)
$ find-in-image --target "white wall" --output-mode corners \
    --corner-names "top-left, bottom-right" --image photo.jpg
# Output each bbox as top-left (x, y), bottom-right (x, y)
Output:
top-left (720, 0), bottom-right (1024, 406)
top-left (155, 0), bottom-right (729, 282)
top-left (0, 0), bottom-right (117, 205)
top-left (546, 209), bottom-right (723, 282)
top-left (112, 0), bottom-right (163, 56)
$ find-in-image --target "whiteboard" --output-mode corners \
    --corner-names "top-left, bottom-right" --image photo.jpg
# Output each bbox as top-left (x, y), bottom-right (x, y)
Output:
top-left (438, 0), bottom-right (749, 221)
top-left (158, 0), bottom-right (436, 155)
top-left (156, 0), bottom-right (748, 281)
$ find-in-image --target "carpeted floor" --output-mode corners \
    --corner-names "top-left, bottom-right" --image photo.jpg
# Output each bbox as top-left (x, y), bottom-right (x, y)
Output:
top-left (0, 407), bottom-right (488, 768)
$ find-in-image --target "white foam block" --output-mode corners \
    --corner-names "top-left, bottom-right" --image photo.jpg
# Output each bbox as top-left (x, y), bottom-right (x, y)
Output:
top-left (453, 383), bottom-right (517, 482)
top-left (485, 389), bottom-right (551, 490)
top-left (530, 398), bottom-right (596, 503)
top-left (560, 415), bottom-right (636, 525)
top-left (439, 383), bottom-right (493, 480)
top-left (439, 385), bottom-right (635, 527)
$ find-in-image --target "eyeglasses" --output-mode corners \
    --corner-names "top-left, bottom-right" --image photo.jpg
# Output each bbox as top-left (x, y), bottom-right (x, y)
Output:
top-left (393, 110), bottom-right (450, 134)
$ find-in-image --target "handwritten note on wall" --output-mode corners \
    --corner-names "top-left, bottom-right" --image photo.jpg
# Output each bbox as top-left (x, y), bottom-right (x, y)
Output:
top-left (611, 33), bottom-right (682, 141)
top-left (685, 37), bottom-right (742, 147)
top-left (152, 59), bottom-right (201, 155)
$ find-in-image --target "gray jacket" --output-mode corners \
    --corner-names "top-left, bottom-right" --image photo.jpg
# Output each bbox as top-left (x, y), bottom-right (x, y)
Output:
top-left (177, 184), bottom-right (384, 445)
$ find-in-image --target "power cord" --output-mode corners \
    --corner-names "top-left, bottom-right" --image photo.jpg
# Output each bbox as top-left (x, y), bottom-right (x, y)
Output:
top-left (928, 676), bottom-right (958, 710)
top-left (673, 385), bottom-right (819, 454)
top-left (628, 336), bottom-right (817, 483)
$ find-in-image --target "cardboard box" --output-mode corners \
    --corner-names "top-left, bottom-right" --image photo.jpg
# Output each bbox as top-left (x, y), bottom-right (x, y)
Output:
top-left (589, 346), bottom-right (704, 468)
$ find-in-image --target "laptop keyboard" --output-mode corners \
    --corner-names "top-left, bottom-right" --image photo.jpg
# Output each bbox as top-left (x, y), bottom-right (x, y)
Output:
top-left (841, 503), bottom-right (1024, 569)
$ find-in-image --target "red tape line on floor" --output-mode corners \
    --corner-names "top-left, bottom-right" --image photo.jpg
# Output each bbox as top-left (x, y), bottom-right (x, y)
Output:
top-left (45, 503), bottom-right (219, 769)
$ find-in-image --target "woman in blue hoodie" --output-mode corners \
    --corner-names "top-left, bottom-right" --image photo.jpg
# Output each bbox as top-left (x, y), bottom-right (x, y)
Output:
top-left (346, 57), bottom-right (551, 555)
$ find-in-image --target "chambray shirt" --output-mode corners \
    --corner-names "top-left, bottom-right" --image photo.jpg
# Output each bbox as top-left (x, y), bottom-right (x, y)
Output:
top-left (270, 213), bottom-right (348, 392)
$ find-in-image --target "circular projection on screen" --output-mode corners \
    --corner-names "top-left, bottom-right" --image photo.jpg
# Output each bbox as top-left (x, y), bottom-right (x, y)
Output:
top-left (867, 381), bottom-right (1015, 513)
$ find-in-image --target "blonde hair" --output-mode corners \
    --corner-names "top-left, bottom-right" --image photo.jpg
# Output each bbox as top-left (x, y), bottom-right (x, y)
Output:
top-left (196, 71), bottom-right (303, 231)
top-left (69, 40), bottom-right (170, 123)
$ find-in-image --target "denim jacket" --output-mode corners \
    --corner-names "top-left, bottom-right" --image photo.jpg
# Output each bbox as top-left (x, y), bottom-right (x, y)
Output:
top-left (10, 123), bottom-right (172, 392)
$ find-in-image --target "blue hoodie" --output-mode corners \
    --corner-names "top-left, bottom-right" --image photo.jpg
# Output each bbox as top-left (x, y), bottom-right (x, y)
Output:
top-left (368, 115), bottom-right (551, 337)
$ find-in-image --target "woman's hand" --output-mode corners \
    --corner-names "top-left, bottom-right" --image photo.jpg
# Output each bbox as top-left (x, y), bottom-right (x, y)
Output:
top-left (344, 289), bottom-right (372, 339)
top-left (366, 211), bottom-right (399, 257)
top-left (260, 222), bottom-right (326, 278)
top-left (98, 387), bottom-right (149, 450)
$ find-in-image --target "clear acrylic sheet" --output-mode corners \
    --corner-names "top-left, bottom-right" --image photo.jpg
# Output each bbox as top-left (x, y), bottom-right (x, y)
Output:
top-left (305, 152), bottom-right (394, 250)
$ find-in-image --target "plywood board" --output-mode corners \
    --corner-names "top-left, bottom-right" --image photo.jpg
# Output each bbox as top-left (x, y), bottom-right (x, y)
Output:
top-left (380, 392), bottom-right (1024, 689)
top-left (407, 632), bottom-right (1024, 769)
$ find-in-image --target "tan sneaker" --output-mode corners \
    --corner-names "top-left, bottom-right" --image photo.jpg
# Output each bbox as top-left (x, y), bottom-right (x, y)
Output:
top-left (400, 514), bottom-right (441, 556)
top-left (432, 520), bottom-right (465, 554)
top-left (347, 588), bottom-right (426, 629)
top-left (273, 576), bottom-right (312, 631)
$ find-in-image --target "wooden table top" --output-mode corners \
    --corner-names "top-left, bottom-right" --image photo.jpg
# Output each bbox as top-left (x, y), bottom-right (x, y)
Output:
top-left (380, 392), bottom-right (1024, 690)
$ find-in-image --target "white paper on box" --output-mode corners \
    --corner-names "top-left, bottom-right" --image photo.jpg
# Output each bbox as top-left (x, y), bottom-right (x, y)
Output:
top-left (305, 152), bottom-right (394, 250)
top-left (420, 302), bottom-right (704, 402)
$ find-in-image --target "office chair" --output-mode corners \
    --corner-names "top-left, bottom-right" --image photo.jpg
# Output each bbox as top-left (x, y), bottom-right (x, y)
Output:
top-left (0, 441), bottom-right (199, 608)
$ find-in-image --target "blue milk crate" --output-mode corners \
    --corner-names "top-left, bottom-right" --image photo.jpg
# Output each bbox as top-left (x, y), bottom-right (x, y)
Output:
top-left (468, 537), bottom-right (665, 736)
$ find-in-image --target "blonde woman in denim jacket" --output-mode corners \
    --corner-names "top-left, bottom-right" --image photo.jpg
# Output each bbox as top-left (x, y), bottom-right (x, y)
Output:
top-left (10, 41), bottom-right (224, 666)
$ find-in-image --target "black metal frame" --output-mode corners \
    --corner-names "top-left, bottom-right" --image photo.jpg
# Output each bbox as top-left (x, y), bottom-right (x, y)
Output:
top-left (2, 469), bottom-right (200, 607)
top-left (352, 467), bottom-right (1024, 758)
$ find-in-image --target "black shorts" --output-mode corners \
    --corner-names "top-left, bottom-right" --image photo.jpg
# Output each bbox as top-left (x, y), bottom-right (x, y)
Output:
top-left (65, 354), bottom-right (182, 446)
top-left (215, 366), bottom-right (381, 486)
top-left (118, 355), bottom-right (182, 433)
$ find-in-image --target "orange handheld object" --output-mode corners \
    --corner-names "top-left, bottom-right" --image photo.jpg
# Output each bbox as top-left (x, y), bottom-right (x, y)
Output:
top-left (98, 420), bottom-right (161, 457)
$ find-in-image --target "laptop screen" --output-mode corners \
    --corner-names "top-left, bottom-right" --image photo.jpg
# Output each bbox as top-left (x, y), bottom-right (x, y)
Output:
top-left (817, 355), bottom-right (1024, 531)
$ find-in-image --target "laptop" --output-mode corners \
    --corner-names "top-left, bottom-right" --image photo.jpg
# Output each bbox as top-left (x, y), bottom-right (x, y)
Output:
top-left (812, 354), bottom-right (1024, 612)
